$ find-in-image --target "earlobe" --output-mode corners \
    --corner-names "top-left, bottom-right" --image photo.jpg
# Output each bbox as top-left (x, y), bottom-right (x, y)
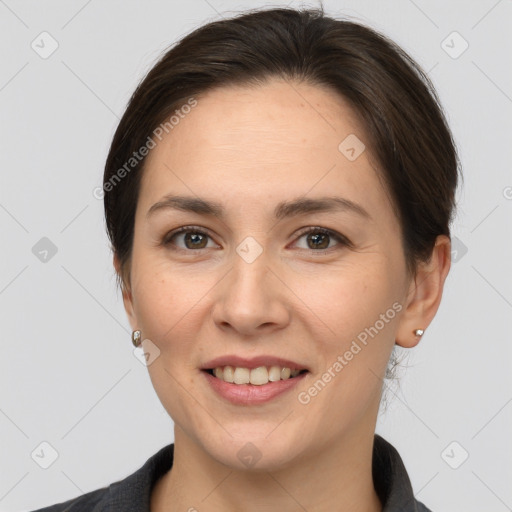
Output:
top-left (395, 235), bottom-right (451, 348)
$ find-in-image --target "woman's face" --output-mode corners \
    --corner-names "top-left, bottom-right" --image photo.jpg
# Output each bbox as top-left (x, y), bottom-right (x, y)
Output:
top-left (122, 79), bottom-right (414, 469)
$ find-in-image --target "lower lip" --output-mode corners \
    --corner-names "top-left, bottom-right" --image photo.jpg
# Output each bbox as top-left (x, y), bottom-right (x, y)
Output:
top-left (202, 371), bottom-right (307, 405)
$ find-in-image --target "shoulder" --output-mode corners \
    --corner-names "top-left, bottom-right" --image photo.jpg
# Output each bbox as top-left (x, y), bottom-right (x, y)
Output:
top-left (28, 486), bottom-right (108, 511)
top-left (27, 443), bottom-right (175, 512)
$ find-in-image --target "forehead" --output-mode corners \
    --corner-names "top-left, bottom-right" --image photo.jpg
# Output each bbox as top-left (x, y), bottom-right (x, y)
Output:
top-left (138, 79), bottom-right (390, 220)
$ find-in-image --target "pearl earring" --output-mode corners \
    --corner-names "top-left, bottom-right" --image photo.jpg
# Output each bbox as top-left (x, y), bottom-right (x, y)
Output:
top-left (414, 329), bottom-right (424, 336)
top-left (132, 330), bottom-right (142, 347)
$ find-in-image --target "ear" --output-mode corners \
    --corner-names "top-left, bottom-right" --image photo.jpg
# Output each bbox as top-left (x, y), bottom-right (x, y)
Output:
top-left (395, 235), bottom-right (451, 348)
top-left (113, 253), bottom-right (137, 331)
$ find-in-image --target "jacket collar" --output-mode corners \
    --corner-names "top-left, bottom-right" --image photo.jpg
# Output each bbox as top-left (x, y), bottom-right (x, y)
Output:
top-left (102, 434), bottom-right (430, 511)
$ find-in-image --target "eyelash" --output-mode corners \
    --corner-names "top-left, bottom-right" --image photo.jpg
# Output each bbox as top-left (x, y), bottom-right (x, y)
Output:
top-left (162, 225), bottom-right (352, 253)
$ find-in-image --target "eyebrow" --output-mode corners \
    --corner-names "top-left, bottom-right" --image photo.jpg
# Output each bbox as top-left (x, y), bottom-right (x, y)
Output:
top-left (146, 194), bottom-right (371, 221)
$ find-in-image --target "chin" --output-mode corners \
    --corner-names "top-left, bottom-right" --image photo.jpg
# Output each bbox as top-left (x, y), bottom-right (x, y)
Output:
top-left (198, 428), bottom-right (307, 472)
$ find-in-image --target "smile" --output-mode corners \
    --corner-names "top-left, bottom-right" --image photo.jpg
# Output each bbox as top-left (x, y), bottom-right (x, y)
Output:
top-left (207, 365), bottom-right (307, 385)
top-left (200, 355), bottom-right (310, 404)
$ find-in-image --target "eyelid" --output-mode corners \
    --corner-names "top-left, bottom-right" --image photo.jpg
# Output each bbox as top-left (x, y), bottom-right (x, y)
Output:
top-left (162, 225), bottom-right (219, 248)
top-left (291, 226), bottom-right (352, 250)
top-left (162, 225), bottom-right (352, 251)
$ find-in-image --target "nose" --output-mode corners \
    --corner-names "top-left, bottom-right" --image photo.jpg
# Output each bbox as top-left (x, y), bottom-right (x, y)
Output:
top-left (211, 245), bottom-right (291, 337)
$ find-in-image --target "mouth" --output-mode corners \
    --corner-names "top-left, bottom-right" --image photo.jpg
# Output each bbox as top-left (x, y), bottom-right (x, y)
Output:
top-left (203, 366), bottom-right (309, 386)
top-left (200, 356), bottom-right (310, 404)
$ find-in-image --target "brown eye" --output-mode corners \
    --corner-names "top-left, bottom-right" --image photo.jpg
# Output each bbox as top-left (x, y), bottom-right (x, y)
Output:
top-left (306, 231), bottom-right (330, 250)
top-left (182, 232), bottom-right (209, 249)
top-left (163, 227), bottom-right (217, 251)
top-left (294, 227), bottom-right (350, 251)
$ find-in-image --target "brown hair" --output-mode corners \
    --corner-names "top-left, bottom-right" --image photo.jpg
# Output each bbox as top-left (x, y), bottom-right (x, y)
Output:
top-left (103, 6), bottom-right (460, 291)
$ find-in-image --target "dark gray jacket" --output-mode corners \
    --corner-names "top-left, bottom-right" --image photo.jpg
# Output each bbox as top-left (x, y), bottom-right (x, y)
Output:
top-left (30, 434), bottom-right (432, 511)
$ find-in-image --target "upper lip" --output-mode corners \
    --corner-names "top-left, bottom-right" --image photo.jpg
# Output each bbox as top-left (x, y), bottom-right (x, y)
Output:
top-left (201, 355), bottom-right (309, 371)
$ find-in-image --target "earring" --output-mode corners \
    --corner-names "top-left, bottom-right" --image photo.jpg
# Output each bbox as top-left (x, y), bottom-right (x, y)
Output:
top-left (414, 329), bottom-right (424, 337)
top-left (132, 330), bottom-right (142, 347)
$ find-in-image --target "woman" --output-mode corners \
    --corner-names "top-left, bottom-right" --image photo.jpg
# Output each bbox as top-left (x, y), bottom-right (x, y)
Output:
top-left (32, 6), bottom-right (459, 512)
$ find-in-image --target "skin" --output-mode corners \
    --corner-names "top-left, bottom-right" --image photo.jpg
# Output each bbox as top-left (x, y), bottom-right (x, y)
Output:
top-left (114, 78), bottom-right (451, 512)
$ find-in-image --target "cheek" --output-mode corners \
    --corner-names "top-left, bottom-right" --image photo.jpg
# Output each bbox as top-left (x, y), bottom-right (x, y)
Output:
top-left (294, 271), bottom-right (401, 437)
top-left (297, 256), bottom-right (399, 331)
top-left (298, 257), bottom-right (402, 387)
top-left (131, 265), bottom-right (207, 423)
top-left (130, 253), bottom-right (205, 338)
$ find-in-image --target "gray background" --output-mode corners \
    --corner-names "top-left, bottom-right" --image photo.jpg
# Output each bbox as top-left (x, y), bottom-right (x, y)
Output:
top-left (1, 1), bottom-right (511, 511)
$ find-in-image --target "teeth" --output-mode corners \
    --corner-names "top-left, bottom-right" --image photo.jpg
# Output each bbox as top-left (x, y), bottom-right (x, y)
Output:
top-left (210, 365), bottom-right (304, 385)
top-left (268, 366), bottom-right (281, 382)
top-left (250, 366), bottom-right (268, 385)
top-left (223, 366), bottom-right (234, 383)
top-left (233, 367), bottom-right (250, 384)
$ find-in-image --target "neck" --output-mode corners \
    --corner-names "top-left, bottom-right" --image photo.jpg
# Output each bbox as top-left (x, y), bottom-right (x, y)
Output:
top-left (151, 425), bottom-right (382, 512)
